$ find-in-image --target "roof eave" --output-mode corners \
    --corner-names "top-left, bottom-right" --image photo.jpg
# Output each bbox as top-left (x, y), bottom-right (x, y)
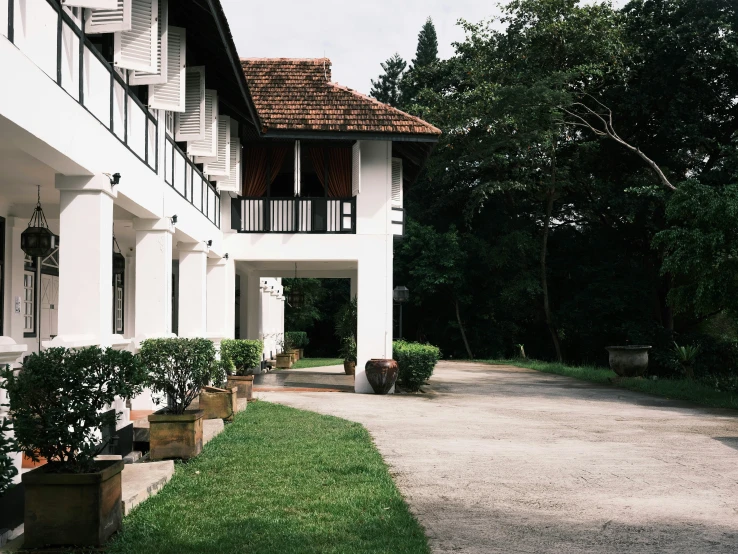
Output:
top-left (259, 129), bottom-right (441, 143)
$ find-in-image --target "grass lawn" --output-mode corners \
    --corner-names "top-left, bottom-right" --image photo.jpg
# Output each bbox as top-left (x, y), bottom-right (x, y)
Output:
top-left (484, 359), bottom-right (738, 410)
top-left (291, 357), bottom-right (344, 369)
top-left (107, 402), bottom-right (428, 554)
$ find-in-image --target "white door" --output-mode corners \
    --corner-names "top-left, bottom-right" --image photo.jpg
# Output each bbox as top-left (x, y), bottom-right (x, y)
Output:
top-left (40, 274), bottom-right (59, 342)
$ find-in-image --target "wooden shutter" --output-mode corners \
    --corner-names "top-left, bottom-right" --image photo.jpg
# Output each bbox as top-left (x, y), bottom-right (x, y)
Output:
top-left (391, 157), bottom-right (403, 208)
top-left (174, 67), bottom-right (206, 140)
top-left (190, 90), bottom-right (218, 158)
top-left (130, 0), bottom-right (167, 85)
top-left (352, 141), bottom-right (361, 196)
top-left (148, 26), bottom-right (185, 111)
top-left (114, 0), bottom-right (157, 72)
top-left (86, 0), bottom-right (131, 34)
top-left (62, 0), bottom-right (118, 8)
top-left (218, 121), bottom-right (241, 192)
top-left (206, 116), bottom-right (231, 179)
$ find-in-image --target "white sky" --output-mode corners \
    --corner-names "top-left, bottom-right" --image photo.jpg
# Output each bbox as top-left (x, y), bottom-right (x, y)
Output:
top-left (221, 0), bottom-right (628, 95)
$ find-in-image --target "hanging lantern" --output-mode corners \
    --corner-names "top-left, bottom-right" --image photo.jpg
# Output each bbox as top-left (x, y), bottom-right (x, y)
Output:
top-left (21, 186), bottom-right (56, 258)
top-left (112, 229), bottom-right (125, 276)
top-left (287, 288), bottom-right (304, 309)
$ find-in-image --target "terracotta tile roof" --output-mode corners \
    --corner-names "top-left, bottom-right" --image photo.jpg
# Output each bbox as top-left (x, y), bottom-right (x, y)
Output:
top-left (240, 58), bottom-right (441, 139)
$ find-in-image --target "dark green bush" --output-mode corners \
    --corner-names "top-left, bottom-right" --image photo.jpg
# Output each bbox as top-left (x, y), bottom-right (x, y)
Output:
top-left (1, 347), bottom-right (145, 473)
top-left (141, 338), bottom-right (217, 414)
top-left (0, 414), bottom-right (17, 496)
top-left (393, 341), bottom-right (441, 391)
top-left (286, 331), bottom-right (309, 350)
top-left (220, 339), bottom-right (263, 376)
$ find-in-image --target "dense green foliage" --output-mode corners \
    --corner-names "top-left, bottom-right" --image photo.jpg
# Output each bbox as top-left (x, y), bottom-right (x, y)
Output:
top-left (393, 341), bottom-right (441, 391)
top-left (285, 331), bottom-right (309, 350)
top-left (107, 402), bottom-right (429, 554)
top-left (0, 414), bottom-right (17, 496)
top-left (0, 347), bottom-right (145, 473)
top-left (141, 338), bottom-right (218, 415)
top-left (335, 298), bottom-right (358, 363)
top-left (220, 339), bottom-right (263, 376)
top-left (369, 53), bottom-right (406, 107)
top-left (387, 0), bottom-right (738, 387)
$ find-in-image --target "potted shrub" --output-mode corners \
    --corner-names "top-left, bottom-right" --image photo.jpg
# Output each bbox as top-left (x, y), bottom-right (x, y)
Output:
top-left (393, 340), bottom-right (441, 392)
top-left (221, 339), bottom-right (263, 400)
top-left (286, 331), bottom-right (309, 359)
top-left (674, 342), bottom-right (700, 380)
top-left (0, 347), bottom-right (145, 548)
top-left (335, 298), bottom-right (358, 375)
top-left (141, 338), bottom-right (218, 461)
top-left (276, 339), bottom-right (293, 369)
top-left (198, 360), bottom-right (239, 421)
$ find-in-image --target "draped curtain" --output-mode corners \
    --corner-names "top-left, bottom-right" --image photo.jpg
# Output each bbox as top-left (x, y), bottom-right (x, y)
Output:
top-left (241, 145), bottom-right (290, 197)
top-left (309, 147), bottom-right (352, 198)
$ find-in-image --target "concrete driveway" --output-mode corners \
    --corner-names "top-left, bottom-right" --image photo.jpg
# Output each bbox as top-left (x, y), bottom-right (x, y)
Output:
top-left (258, 361), bottom-right (738, 553)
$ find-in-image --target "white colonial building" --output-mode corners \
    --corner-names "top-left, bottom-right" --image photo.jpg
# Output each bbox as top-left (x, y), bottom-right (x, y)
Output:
top-left (0, 0), bottom-right (440, 515)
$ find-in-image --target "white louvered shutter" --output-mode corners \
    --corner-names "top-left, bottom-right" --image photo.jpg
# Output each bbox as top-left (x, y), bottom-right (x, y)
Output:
top-left (190, 90), bottom-right (218, 158)
top-left (352, 141), bottom-right (361, 196)
top-left (391, 157), bottom-right (403, 208)
top-left (148, 26), bottom-right (185, 111)
top-left (174, 67), bottom-right (206, 140)
top-left (218, 121), bottom-right (241, 192)
top-left (130, 0), bottom-right (167, 85)
top-left (114, 0), bottom-right (157, 72)
top-left (86, 0), bottom-right (131, 34)
top-left (206, 116), bottom-right (231, 179)
top-left (62, 0), bottom-right (117, 8)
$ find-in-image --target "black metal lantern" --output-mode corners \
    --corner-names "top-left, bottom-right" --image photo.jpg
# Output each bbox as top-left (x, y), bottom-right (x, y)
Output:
top-left (393, 286), bottom-right (410, 304)
top-left (21, 186), bottom-right (56, 258)
top-left (287, 288), bottom-right (304, 309)
top-left (112, 229), bottom-right (125, 276)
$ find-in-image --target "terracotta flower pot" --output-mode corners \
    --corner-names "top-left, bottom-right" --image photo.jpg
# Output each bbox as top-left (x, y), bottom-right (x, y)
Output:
top-left (226, 375), bottom-right (254, 400)
top-left (22, 459), bottom-right (124, 548)
top-left (365, 358), bottom-right (398, 394)
top-left (276, 353), bottom-right (292, 369)
top-left (344, 360), bottom-right (356, 376)
top-left (606, 345), bottom-right (652, 377)
top-left (199, 387), bottom-right (239, 421)
top-left (148, 409), bottom-right (204, 460)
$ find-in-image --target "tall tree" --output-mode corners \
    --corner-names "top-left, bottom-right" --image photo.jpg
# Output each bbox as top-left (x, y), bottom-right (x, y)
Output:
top-left (401, 17), bottom-right (439, 110)
top-left (369, 53), bottom-right (406, 108)
top-left (412, 17), bottom-right (438, 68)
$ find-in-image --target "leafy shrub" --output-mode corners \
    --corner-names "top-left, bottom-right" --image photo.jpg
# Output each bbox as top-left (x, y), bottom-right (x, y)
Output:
top-left (335, 298), bottom-right (357, 362)
top-left (0, 414), bottom-right (17, 496)
top-left (141, 338), bottom-right (218, 414)
top-left (393, 341), bottom-right (441, 391)
top-left (220, 339), bottom-right (263, 376)
top-left (0, 347), bottom-right (145, 473)
top-left (286, 331), bottom-right (309, 350)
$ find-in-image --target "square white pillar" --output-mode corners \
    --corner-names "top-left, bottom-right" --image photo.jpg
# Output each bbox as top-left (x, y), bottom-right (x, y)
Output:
top-left (206, 257), bottom-right (235, 340)
top-left (133, 218), bottom-right (174, 340)
top-left (246, 273), bottom-right (261, 340)
top-left (51, 174), bottom-right (116, 348)
top-left (178, 242), bottom-right (208, 338)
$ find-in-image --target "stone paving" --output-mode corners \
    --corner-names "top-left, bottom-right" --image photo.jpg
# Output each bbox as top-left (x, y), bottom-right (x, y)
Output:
top-left (259, 361), bottom-right (738, 554)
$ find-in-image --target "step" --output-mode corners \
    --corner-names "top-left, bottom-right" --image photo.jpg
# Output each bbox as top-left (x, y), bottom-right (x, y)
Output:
top-left (121, 460), bottom-right (175, 515)
top-left (123, 450), bottom-right (143, 464)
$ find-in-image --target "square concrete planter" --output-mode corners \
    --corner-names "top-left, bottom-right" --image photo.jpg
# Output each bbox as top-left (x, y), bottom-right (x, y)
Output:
top-left (288, 349), bottom-right (299, 362)
top-left (148, 410), bottom-right (204, 461)
top-left (22, 459), bottom-right (124, 549)
top-left (276, 353), bottom-right (292, 369)
top-left (226, 375), bottom-right (254, 400)
top-left (199, 386), bottom-right (239, 421)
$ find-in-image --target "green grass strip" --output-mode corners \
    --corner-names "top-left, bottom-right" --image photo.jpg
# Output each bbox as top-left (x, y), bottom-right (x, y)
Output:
top-left (107, 402), bottom-right (429, 554)
top-left (483, 359), bottom-right (738, 410)
top-left (291, 358), bottom-right (344, 369)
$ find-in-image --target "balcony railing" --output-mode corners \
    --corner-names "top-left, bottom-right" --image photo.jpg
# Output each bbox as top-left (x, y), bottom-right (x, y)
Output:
top-left (232, 197), bottom-right (356, 234)
top-left (164, 135), bottom-right (220, 228)
top-left (3, 0), bottom-right (158, 172)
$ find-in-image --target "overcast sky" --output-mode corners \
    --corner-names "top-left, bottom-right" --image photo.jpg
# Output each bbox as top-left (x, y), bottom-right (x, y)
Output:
top-left (221, 0), bottom-right (628, 96)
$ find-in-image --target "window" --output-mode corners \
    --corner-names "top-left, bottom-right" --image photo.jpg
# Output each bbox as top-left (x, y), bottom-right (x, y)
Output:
top-left (113, 274), bottom-right (124, 334)
top-left (23, 256), bottom-right (36, 338)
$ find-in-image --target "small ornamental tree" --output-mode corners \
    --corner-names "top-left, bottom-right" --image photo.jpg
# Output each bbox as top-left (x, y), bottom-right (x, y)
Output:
top-left (0, 414), bottom-right (18, 496)
top-left (140, 338), bottom-right (218, 415)
top-left (0, 347), bottom-right (145, 473)
top-left (285, 332), bottom-right (309, 351)
top-left (335, 298), bottom-right (358, 363)
top-left (220, 339), bottom-right (263, 376)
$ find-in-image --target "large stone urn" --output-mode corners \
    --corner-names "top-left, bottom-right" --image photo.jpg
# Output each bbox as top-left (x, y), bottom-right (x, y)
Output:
top-left (605, 345), bottom-right (652, 377)
top-left (365, 359), bottom-right (398, 395)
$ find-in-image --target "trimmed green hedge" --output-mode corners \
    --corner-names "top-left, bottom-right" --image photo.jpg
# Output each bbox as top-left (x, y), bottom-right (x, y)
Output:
top-left (393, 341), bottom-right (441, 391)
top-left (220, 339), bottom-right (263, 376)
top-left (286, 331), bottom-right (309, 350)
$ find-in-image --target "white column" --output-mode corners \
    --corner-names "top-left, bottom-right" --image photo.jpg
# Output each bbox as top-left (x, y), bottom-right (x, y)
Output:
top-left (177, 242), bottom-right (208, 338)
top-left (50, 174), bottom-right (116, 348)
top-left (206, 256), bottom-right (235, 340)
top-left (245, 273), bottom-right (261, 340)
top-left (133, 218), bottom-right (173, 340)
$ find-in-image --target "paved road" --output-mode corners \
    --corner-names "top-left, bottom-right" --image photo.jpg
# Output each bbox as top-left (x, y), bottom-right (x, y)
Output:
top-left (258, 361), bottom-right (738, 553)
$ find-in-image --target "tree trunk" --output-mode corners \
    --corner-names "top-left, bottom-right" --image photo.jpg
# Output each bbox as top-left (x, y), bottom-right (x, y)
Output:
top-left (542, 139), bottom-right (563, 363)
top-left (454, 298), bottom-right (474, 360)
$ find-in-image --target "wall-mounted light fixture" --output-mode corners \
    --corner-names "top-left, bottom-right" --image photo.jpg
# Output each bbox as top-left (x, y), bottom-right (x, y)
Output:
top-left (224, 253), bottom-right (229, 260)
top-left (170, 215), bottom-right (178, 225)
top-left (104, 172), bottom-right (121, 186)
top-left (206, 240), bottom-right (213, 247)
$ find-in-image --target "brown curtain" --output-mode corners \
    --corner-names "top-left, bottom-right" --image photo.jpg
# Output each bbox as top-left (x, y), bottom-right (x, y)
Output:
top-left (241, 145), bottom-right (290, 197)
top-left (309, 147), bottom-right (352, 198)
